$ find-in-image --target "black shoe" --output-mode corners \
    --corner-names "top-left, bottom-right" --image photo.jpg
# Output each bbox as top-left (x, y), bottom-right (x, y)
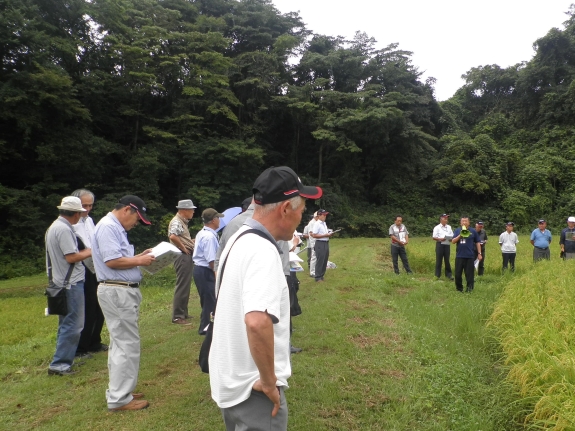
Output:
top-left (290, 345), bottom-right (302, 354)
top-left (75, 352), bottom-right (93, 360)
top-left (89, 344), bottom-right (109, 353)
top-left (48, 368), bottom-right (78, 376)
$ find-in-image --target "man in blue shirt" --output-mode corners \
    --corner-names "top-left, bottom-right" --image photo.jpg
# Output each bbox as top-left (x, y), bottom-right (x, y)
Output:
top-left (451, 216), bottom-right (483, 292)
top-left (530, 219), bottom-right (552, 261)
top-left (192, 208), bottom-right (224, 335)
top-left (93, 195), bottom-right (155, 412)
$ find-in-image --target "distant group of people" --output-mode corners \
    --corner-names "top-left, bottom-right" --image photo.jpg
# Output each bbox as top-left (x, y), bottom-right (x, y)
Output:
top-left (388, 214), bottom-right (575, 292)
top-left (44, 166), bottom-right (323, 429)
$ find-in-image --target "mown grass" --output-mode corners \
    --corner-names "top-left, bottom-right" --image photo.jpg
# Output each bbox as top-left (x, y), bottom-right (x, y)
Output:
top-left (0, 236), bottom-right (548, 430)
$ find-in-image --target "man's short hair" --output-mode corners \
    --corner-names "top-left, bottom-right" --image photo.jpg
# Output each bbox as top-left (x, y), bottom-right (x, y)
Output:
top-left (255, 196), bottom-right (305, 217)
top-left (71, 188), bottom-right (95, 200)
top-left (395, 215), bottom-right (402, 220)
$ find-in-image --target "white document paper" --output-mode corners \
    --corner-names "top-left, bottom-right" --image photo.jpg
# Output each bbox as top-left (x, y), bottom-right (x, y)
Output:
top-left (474, 259), bottom-right (480, 271)
top-left (83, 257), bottom-right (96, 274)
top-left (142, 242), bottom-right (182, 275)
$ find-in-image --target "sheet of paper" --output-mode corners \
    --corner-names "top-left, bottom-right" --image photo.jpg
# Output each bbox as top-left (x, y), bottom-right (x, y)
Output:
top-left (142, 241), bottom-right (182, 275)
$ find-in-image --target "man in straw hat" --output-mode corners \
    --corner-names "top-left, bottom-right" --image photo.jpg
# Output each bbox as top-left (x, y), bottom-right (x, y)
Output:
top-left (46, 196), bottom-right (92, 376)
top-left (168, 199), bottom-right (197, 325)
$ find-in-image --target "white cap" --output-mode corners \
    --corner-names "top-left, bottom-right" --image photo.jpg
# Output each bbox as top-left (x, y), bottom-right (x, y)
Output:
top-left (57, 196), bottom-right (87, 212)
top-left (568, 216), bottom-right (575, 223)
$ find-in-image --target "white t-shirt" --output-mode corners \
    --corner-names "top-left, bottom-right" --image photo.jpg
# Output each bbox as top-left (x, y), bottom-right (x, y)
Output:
top-left (499, 231), bottom-right (519, 253)
top-left (432, 223), bottom-right (453, 245)
top-left (209, 224), bottom-right (291, 408)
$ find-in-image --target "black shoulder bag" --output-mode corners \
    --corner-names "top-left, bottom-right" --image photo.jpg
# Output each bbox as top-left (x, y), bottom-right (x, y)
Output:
top-left (45, 252), bottom-right (74, 316)
top-left (199, 229), bottom-right (276, 373)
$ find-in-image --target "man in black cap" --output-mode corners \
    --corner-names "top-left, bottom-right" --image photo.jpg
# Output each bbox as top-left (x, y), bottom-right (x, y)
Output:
top-left (92, 195), bottom-right (155, 411)
top-left (530, 219), bottom-right (552, 261)
top-left (168, 199), bottom-right (197, 325)
top-left (210, 166), bottom-right (321, 431)
top-left (474, 221), bottom-right (488, 276)
top-left (310, 209), bottom-right (333, 282)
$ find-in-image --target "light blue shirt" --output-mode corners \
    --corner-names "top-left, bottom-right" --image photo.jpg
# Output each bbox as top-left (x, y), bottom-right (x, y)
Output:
top-left (193, 226), bottom-right (219, 268)
top-left (312, 220), bottom-right (329, 241)
top-left (93, 212), bottom-right (142, 282)
top-left (531, 228), bottom-right (552, 248)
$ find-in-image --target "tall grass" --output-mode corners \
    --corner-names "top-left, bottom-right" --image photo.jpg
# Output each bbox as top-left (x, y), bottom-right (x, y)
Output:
top-left (490, 258), bottom-right (575, 430)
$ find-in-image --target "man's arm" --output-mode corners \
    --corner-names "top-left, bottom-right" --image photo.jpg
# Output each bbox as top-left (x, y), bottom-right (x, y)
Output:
top-left (105, 249), bottom-right (155, 268)
top-left (476, 242), bottom-right (483, 260)
top-left (64, 248), bottom-right (92, 264)
top-left (169, 234), bottom-right (191, 255)
top-left (245, 311), bottom-right (280, 417)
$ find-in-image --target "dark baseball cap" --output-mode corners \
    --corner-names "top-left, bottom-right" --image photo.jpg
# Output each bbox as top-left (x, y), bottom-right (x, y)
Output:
top-left (476, 221), bottom-right (484, 225)
top-left (119, 195), bottom-right (151, 225)
top-left (440, 214), bottom-right (449, 218)
top-left (506, 221), bottom-right (514, 226)
top-left (538, 219), bottom-right (546, 224)
top-left (317, 209), bottom-right (330, 215)
top-left (202, 208), bottom-right (224, 223)
top-left (252, 166), bottom-right (322, 205)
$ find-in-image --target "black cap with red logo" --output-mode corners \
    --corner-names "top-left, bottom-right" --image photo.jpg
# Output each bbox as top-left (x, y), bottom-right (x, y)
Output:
top-left (252, 166), bottom-right (322, 205)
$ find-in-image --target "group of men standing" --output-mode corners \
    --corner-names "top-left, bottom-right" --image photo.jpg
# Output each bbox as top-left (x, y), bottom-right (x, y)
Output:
top-left (44, 166), bottom-right (322, 429)
top-left (390, 214), bottom-right (575, 292)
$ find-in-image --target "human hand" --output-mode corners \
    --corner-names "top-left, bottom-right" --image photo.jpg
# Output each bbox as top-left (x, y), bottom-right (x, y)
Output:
top-left (478, 254), bottom-right (483, 261)
top-left (252, 379), bottom-right (280, 417)
top-left (139, 252), bottom-right (156, 266)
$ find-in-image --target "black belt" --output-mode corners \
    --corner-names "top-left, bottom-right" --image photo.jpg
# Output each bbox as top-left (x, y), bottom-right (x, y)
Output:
top-left (101, 280), bottom-right (140, 288)
top-left (534, 246), bottom-right (548, 250)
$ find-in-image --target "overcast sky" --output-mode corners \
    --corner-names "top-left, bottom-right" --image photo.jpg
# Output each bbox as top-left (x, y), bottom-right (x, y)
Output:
top-left (271, 0), bottom-right (573, 101)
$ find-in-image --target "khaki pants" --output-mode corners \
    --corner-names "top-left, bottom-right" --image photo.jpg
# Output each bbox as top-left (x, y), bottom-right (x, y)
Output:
top-left (97, 284), bottom-right (142, 409)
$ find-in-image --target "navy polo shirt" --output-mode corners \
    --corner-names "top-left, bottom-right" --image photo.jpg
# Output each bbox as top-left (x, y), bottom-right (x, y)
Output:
top-left (453, 227), bottom-right (480, 259)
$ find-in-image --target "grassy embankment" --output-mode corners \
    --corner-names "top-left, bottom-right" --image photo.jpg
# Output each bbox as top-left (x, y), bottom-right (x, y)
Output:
top-left (0, 235), bottom-right (558, 430)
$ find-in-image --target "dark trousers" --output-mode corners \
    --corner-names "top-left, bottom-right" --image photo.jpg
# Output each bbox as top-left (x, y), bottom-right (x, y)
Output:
top-left (391, 245), bottom-right (412, 274)
top-left (435, 243), bottom-right (452, 278)
top-left (533, 247), bottom-right (550, 262)
top-left (193, 266), bottom-right (216, 335)
top-left (307, 246), bottom-right (312, 267)
top-left (314, 241), bottom-right (329, 281)
top-left (474, 248), bottom-right (485, 276)
top-left (455, 257), bottom-right (475, 292)
top-left (76, 269), bottom-right (104, 354)
top-left (502, 253), bottom-right (516, 272)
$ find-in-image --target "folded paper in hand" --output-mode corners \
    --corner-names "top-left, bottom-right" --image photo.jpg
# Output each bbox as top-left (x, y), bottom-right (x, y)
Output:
top-left (142, 242), bottom-right (181, 275)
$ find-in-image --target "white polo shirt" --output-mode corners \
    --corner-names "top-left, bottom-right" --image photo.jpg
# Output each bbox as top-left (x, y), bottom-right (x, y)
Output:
top-left (432, 223), bottom-right (453, 245)
top-left (209, 222), bottom-right (291, 408)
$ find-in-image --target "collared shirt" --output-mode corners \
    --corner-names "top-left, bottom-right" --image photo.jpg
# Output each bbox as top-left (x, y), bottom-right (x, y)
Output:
top-left (193, 226), bottom-right (219, 268)
top-left (476, 229), bottom-right (488, 251)
top-left (432, 223), bottom-right (453, 245)
top-left (306, 218), bottom-right (317, 246)
top-left (214, 204), bottom-right (255, 272)
top-left (389, 224), bottom-right (408, 247)
top-left (312, 219), bottom-right (329, 241)
top-left (453, 227), bottom-right (480, 259)
top-left (168, 212), bottom-right (195, 252)
top-left (499, 231), bottom-right (519, 253)
top-left (531, 228), bottom-right (552, 248)
top-left (92, 212), bottom-right (142, 283)
top-left (73, 216), bottom-right (95, 248)
top-left (560, 227), bottom-right (575, 253)
top-left (45, 217), bottom-right (85, 287)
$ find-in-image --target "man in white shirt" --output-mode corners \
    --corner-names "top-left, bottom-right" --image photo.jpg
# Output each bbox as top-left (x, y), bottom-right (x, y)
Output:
top-left (303, 212), bottom-right (318, 273)
top-left (432, 214), bottom-right (453, 280)
top-left (389, 215), bottom-right (413, 275)
top-left (499, 222), bottom-right (519, 272)
top-left (311, 209), bottom-right (332, 282)
top-left (209, 166), bottom-right (321, 430)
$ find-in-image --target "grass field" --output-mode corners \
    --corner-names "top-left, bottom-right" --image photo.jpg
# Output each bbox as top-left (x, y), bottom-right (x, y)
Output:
top-left (0, 236), bottom-right (549, 430)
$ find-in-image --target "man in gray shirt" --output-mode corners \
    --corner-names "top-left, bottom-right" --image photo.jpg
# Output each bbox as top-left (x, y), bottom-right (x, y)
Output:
top-left (46, 196), bottom-right (92, 376)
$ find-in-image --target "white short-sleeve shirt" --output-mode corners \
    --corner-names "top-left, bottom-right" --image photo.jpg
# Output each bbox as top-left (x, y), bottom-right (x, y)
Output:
top-left (209, 223), bottom-right (291, 408)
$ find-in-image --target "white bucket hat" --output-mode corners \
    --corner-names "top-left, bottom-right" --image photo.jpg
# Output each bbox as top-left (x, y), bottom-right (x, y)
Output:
top-left (57, 196), bottom-right (87, 212)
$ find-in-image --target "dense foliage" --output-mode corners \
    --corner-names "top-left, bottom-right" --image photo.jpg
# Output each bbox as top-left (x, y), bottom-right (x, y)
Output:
top-left (1, 0), bottom-right (575, 277)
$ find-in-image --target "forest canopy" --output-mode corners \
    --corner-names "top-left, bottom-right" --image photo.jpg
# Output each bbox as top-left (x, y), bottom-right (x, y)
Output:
top-left (1, 0), bottom-right (575, 277)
